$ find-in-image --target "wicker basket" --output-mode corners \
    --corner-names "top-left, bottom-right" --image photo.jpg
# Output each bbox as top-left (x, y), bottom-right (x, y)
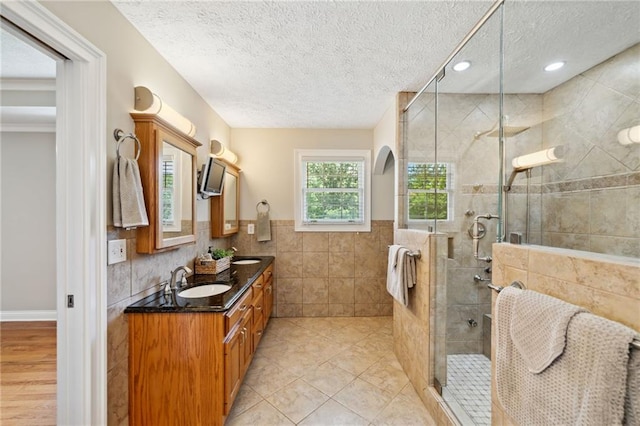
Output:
top-left (194, 256), bottom-right (231, 274)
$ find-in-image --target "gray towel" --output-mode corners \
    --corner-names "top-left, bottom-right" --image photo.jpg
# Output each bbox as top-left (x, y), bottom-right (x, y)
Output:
top-left (511, 289), bottom-right (585, 373)
top-left (113, 157), bottom-right (149, 228)
top-left (624, 345), bottom-right (640, 425)
top-left (496, 286), bottom-right (638, 425)
top-left (256, 210), bottom-right (271, 242)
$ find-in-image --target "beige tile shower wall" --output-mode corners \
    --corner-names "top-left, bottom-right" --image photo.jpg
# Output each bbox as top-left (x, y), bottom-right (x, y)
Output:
top-left (230, 220), bottom-right (394, 318)
top-left (393, 231), bottom-right (459, 425)
top-left (491, 243), bottom-right (640, 425)
top-left (539, 43), bottom-right (640, 258)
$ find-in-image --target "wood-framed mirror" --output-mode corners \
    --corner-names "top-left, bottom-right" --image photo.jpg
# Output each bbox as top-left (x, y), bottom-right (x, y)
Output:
top-left (131, 113), bottom-right (201, 253)
top-left (211, 161), bottom-right (240, 237)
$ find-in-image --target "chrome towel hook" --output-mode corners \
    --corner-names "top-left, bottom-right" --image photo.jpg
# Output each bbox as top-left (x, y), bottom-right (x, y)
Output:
top-left (114, 128), bottom-right (141, 161)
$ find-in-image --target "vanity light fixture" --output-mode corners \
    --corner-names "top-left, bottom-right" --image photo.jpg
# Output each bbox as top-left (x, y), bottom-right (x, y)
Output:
top-left (453, 60), bottom-right (471, 72)
top-left (544, 61), bottom-right (565, 72)
top-left (210, 139), bottom-right (239, 164)
top-left (134, 86), bottom-right (196, 137)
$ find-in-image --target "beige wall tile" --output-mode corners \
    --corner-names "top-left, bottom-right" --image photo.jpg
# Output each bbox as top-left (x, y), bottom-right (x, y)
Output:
top-left (328, 304), bottom-right (355, 317)
top-left (328, 251), bottom-right (355, 278)
top-left (276, 225), bottom-right (302, 252)
top-left (276, 252), bottom-right (303, 278)
top-left (302, 303), bottom-right (329, 317)
top-left (302, 278), bottom-right (328, 304)
top-left (278, 304), bottom-right (303, 317)
top-left (328, 278), bottom-right (355, 304)
top-left (276, 278), bottom-right (302, 304)
top-left (303, 233), bottom-right (329, 252)
top-left (302, 252), bottom-right (328, 277)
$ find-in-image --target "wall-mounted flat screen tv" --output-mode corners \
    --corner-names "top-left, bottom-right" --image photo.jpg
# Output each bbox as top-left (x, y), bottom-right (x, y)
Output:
top-left (198, 156), bottom-right (226, 197)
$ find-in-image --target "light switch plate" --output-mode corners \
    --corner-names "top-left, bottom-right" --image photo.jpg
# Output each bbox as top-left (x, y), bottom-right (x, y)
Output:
top-left (107, 239), bottom-right (127, 265)
top-left (247, 223), bottom-right (255, 235)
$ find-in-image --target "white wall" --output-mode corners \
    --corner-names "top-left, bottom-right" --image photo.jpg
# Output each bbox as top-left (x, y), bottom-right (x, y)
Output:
top-left (230, 128), bottom-right (393, 221)
top-left (372, 97), bottom-right (398, 221)
top-left (42, 1), bottom-right (232, 224)
top-left (1, 131), bottom-right (57, 311)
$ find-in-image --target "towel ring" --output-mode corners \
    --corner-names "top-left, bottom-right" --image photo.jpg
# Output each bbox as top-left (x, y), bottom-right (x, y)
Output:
top-left (256, 199), bottom-right (270, 213)
top-left (114, 128), bottom-right (141, 161)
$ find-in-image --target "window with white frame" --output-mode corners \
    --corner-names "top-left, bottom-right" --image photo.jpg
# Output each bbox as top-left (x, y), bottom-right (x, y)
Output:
top-left (294, 149), bottom-right (371, 232)
top-left (407, 162), bottom-right (452, 221)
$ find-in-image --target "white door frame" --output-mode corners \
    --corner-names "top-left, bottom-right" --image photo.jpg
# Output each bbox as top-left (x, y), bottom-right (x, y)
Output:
top-left (1, 2), bottom-right (107, 424)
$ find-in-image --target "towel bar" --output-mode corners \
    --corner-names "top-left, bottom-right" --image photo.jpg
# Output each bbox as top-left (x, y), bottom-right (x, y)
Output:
top-left (487, 281), bottom-right (525, 293)
top-left (488, 281), bottom-right (640, 350)
top-left (388, 246), bottom-right (421, 259)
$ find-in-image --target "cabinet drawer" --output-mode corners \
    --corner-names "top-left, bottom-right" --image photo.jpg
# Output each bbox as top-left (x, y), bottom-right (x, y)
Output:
top-left (252, 275), bottom-right (265, 292)
top-left (225, 288), bottom-right (253, 333)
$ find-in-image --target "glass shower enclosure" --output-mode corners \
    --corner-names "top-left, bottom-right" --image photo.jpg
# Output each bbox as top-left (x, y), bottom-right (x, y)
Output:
top-left (401, 0), bottom-right (640, 424)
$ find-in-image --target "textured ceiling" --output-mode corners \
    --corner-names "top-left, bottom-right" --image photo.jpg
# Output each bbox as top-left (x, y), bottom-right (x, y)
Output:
top-left (112, 1), bottom-right (639, 129)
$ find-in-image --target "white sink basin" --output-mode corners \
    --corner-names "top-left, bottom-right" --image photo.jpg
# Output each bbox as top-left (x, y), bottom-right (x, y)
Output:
top-left (232, 259), bottom-right (261, 265)
top-left (178, 284), bottom-right (231, 298)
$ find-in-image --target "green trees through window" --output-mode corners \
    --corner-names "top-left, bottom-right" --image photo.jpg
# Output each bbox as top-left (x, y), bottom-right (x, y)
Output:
top-left (303, 161), bottom-right (363, 223)
top-left (407, 163), bottom-right (450, 220)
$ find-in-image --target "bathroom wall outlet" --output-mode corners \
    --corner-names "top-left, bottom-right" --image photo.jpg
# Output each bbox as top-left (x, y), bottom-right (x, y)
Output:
top-left (247, 223), bottom-right (255, 235)
top-left (107, 239), bottom-right (127, 265)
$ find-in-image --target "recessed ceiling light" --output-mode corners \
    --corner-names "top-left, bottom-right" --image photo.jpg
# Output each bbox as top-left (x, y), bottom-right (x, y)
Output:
top-left (453, 61), bottom-right (471, 72)
top-left (544, 61), bottom-right (565, 72)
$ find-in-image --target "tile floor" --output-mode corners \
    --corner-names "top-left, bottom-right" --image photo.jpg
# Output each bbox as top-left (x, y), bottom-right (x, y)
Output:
top-left (226, 316), bottom-right (436, 426)
top-left (443, 354), bottom-right (491, 426)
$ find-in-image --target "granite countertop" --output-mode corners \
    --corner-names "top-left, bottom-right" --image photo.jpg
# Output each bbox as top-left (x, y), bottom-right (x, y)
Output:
top-left (124, 256), bottom-right (274, 314)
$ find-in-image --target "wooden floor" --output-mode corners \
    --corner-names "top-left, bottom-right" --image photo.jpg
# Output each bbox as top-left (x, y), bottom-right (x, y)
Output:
top-left (1, 321), bottom-right (56, 426)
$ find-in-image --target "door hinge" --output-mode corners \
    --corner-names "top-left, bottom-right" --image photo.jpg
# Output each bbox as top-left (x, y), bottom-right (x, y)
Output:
top-left (67, 294), bottom-right (74, 308)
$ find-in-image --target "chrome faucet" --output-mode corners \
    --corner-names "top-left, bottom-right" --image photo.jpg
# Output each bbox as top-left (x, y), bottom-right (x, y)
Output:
top-left (170, 266), bottom-right (193, 291)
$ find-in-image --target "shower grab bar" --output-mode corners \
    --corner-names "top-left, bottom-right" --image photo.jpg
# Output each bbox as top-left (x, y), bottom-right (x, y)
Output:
top-left (473, 214), bottom-right (499, 262)
top-left (488, 281), bottom-right (640, 350)
top-left (403, 0), bottom-right (505, 112)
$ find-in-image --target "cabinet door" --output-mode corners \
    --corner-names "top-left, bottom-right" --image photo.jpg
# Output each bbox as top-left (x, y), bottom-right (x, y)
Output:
top-left (223, 324), bottom-right (242, 415)
top-left (224, 311), bottom-right (252, 415)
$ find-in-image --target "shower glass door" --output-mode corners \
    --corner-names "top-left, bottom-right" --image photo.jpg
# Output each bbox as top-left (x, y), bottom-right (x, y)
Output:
top-left (404, 4), bottom-right (504, 424)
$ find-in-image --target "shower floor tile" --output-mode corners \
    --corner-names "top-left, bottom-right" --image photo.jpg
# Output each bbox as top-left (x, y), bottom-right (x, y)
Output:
top-left (444, 354), bottom-right (491, 426)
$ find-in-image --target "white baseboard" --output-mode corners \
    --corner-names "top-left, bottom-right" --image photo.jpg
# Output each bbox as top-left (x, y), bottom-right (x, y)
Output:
top-left (0, 310), bottom-right (57, 321)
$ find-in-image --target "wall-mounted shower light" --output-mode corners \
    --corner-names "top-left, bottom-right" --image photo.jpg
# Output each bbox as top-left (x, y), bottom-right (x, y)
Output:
top-left (505, 146), bottom-right (565, 191)
top-left (544, 61), bottom-right (565, 72)
top-left (453, 61), bottom-right (471, 72)
top-left (617, 125), bottom-right (640, 145)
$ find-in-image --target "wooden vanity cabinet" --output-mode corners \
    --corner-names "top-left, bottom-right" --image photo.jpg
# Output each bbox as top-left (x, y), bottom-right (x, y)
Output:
top-left (128, 262), bottom-right (275, 426)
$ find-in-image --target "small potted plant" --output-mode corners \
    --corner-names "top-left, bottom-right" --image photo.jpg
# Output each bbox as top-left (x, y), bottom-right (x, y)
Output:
top-left (195, 247), bottom-right (234, 274)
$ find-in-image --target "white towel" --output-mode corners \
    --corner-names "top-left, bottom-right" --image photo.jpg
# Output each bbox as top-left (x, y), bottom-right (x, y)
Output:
top-left (256, 210), bottom-right (271, 242)
top-left (113, 157), bottom-right (149, 228)
top-left (496, 286), bottom-right (638, 425)
top-left (386, 245), bottom-right (415, 306)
